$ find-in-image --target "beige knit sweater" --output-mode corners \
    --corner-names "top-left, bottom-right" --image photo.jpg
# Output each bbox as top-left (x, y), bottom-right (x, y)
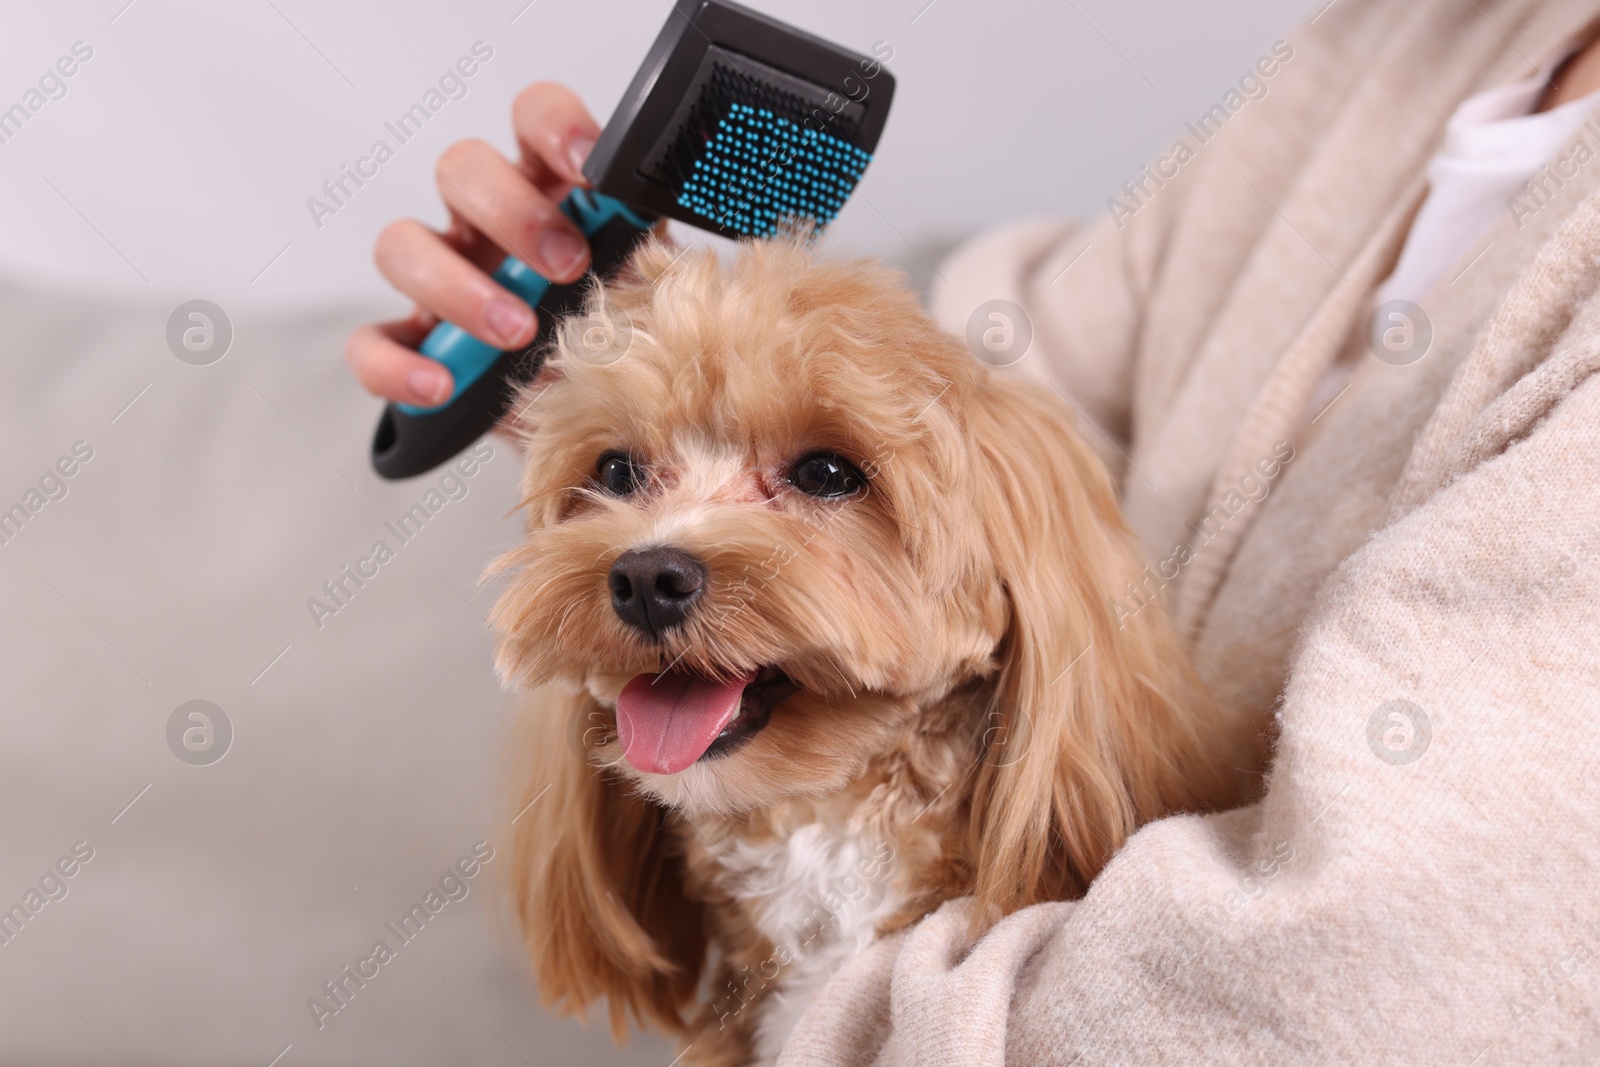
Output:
top-left (779, 0), bottom-right (1600, 1063)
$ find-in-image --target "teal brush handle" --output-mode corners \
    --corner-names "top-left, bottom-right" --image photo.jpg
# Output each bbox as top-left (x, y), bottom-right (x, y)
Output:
top-left (371, 189), bottom-right (654, 480)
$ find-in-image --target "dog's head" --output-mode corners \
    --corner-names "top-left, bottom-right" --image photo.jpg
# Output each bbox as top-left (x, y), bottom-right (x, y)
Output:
top-left (494, 237), bottom-right (1010, 814)
top-left (491, 237), bottom-right (1237, 1038)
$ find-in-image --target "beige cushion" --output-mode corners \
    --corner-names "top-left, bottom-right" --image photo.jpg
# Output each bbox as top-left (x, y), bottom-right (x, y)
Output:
top-left (0, 280), bottom-right (666, 1064)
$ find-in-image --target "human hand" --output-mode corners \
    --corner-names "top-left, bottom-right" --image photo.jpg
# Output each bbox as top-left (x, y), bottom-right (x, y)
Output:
top-left (345, 83), bottom-right (600, 407)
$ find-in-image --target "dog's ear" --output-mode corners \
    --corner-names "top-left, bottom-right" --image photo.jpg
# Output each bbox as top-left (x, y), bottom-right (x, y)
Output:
top-left (502, 687), bottom-right (705, 1039)
top-left (961, 374), bottom-right (1244, 918)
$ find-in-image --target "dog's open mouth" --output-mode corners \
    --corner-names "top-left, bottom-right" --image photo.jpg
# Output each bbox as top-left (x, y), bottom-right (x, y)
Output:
top-left (615, 665), bottom-right (800, 774)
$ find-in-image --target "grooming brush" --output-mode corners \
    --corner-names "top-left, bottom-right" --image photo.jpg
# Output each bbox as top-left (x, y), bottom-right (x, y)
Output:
top-left (371, 0), bottom-right (895, 479)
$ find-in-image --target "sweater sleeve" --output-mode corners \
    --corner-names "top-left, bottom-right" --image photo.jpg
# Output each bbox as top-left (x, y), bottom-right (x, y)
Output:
top-left (779, 365), bottom-right (1600, 1065)
top-left (927, 198), bottom-right (1177, 483)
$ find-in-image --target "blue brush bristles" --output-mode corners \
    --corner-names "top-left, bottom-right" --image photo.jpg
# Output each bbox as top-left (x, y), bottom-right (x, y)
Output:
top-left (675, 104), bottom-right (873, 237)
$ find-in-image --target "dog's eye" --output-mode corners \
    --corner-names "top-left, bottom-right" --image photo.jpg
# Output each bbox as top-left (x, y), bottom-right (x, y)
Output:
top-left (790, 452), bottom-right (866, 498)
top-left (596, 452), bottom-right (645, 496)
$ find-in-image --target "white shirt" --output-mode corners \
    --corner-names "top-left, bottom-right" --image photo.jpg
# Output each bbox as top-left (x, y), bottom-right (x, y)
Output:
top-left (1377, 63), bottom-right (1600, 306)
top-left (1303, 56), bottom-right (1600, 424)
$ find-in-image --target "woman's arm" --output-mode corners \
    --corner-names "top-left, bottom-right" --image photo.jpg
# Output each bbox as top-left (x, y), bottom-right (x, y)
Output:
top-left (781, 357), bottom-right (1600, 1065)
top-left (929, 199), bottom-right (1183, 485)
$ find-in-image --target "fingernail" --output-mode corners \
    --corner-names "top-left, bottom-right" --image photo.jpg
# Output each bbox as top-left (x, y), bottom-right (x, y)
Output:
top-left (538, 228), bottom-right (588, 279)
top-left (484, 296), bottom-right (534, 346)
top-left (566, 134), bottom-right (595, 181)
top-left (408, 365), bottom-right (452, 405)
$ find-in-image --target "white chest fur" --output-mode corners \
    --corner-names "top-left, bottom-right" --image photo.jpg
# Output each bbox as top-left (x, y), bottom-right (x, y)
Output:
top-left (706, 821), bottom-right (902, 1063)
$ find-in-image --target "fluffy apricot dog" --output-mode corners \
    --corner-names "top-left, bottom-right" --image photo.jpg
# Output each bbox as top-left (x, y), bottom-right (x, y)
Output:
top-left (490, 236), bottom-right (1250, 1066)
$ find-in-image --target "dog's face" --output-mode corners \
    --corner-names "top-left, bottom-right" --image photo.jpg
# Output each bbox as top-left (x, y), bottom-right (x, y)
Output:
top-left (491, 239), bottom-right (1011, 815)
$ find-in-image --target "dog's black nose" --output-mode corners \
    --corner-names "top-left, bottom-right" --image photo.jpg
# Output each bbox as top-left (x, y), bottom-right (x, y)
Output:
top-left (608, 547), bottom-right (707, 639)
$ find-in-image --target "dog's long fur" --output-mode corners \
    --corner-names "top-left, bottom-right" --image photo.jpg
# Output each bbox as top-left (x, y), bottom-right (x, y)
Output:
top-left (490, 237), bottom-right (1257, 1065)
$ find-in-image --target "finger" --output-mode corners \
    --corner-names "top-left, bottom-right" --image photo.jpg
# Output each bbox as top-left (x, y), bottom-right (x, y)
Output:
top-left (373, 218), bottom-right (538, 351)
top-left (512, 82), bottom-right (602, 193)
top-left (346, 318), bottom-right (455, 406)
top-left (436, 138), bottom-right (590, 283)
top-left (436, 210), bottom-right (516, 276)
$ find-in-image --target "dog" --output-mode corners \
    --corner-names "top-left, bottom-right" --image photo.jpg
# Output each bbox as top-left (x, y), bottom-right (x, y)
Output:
top-left (489, 235), bottom-right (1253, 1066)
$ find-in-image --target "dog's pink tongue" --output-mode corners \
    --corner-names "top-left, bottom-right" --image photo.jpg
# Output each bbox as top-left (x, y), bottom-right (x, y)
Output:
top-left (616, 670), bottom-right (756, 775)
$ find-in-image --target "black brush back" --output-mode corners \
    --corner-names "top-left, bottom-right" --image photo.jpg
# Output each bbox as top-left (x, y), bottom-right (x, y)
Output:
top-left (585, 0), bottom-right (893, 236)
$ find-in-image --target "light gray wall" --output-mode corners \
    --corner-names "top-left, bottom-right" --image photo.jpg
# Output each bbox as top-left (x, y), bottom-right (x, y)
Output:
top-left (0, 0), bottom-right (1321, 308)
